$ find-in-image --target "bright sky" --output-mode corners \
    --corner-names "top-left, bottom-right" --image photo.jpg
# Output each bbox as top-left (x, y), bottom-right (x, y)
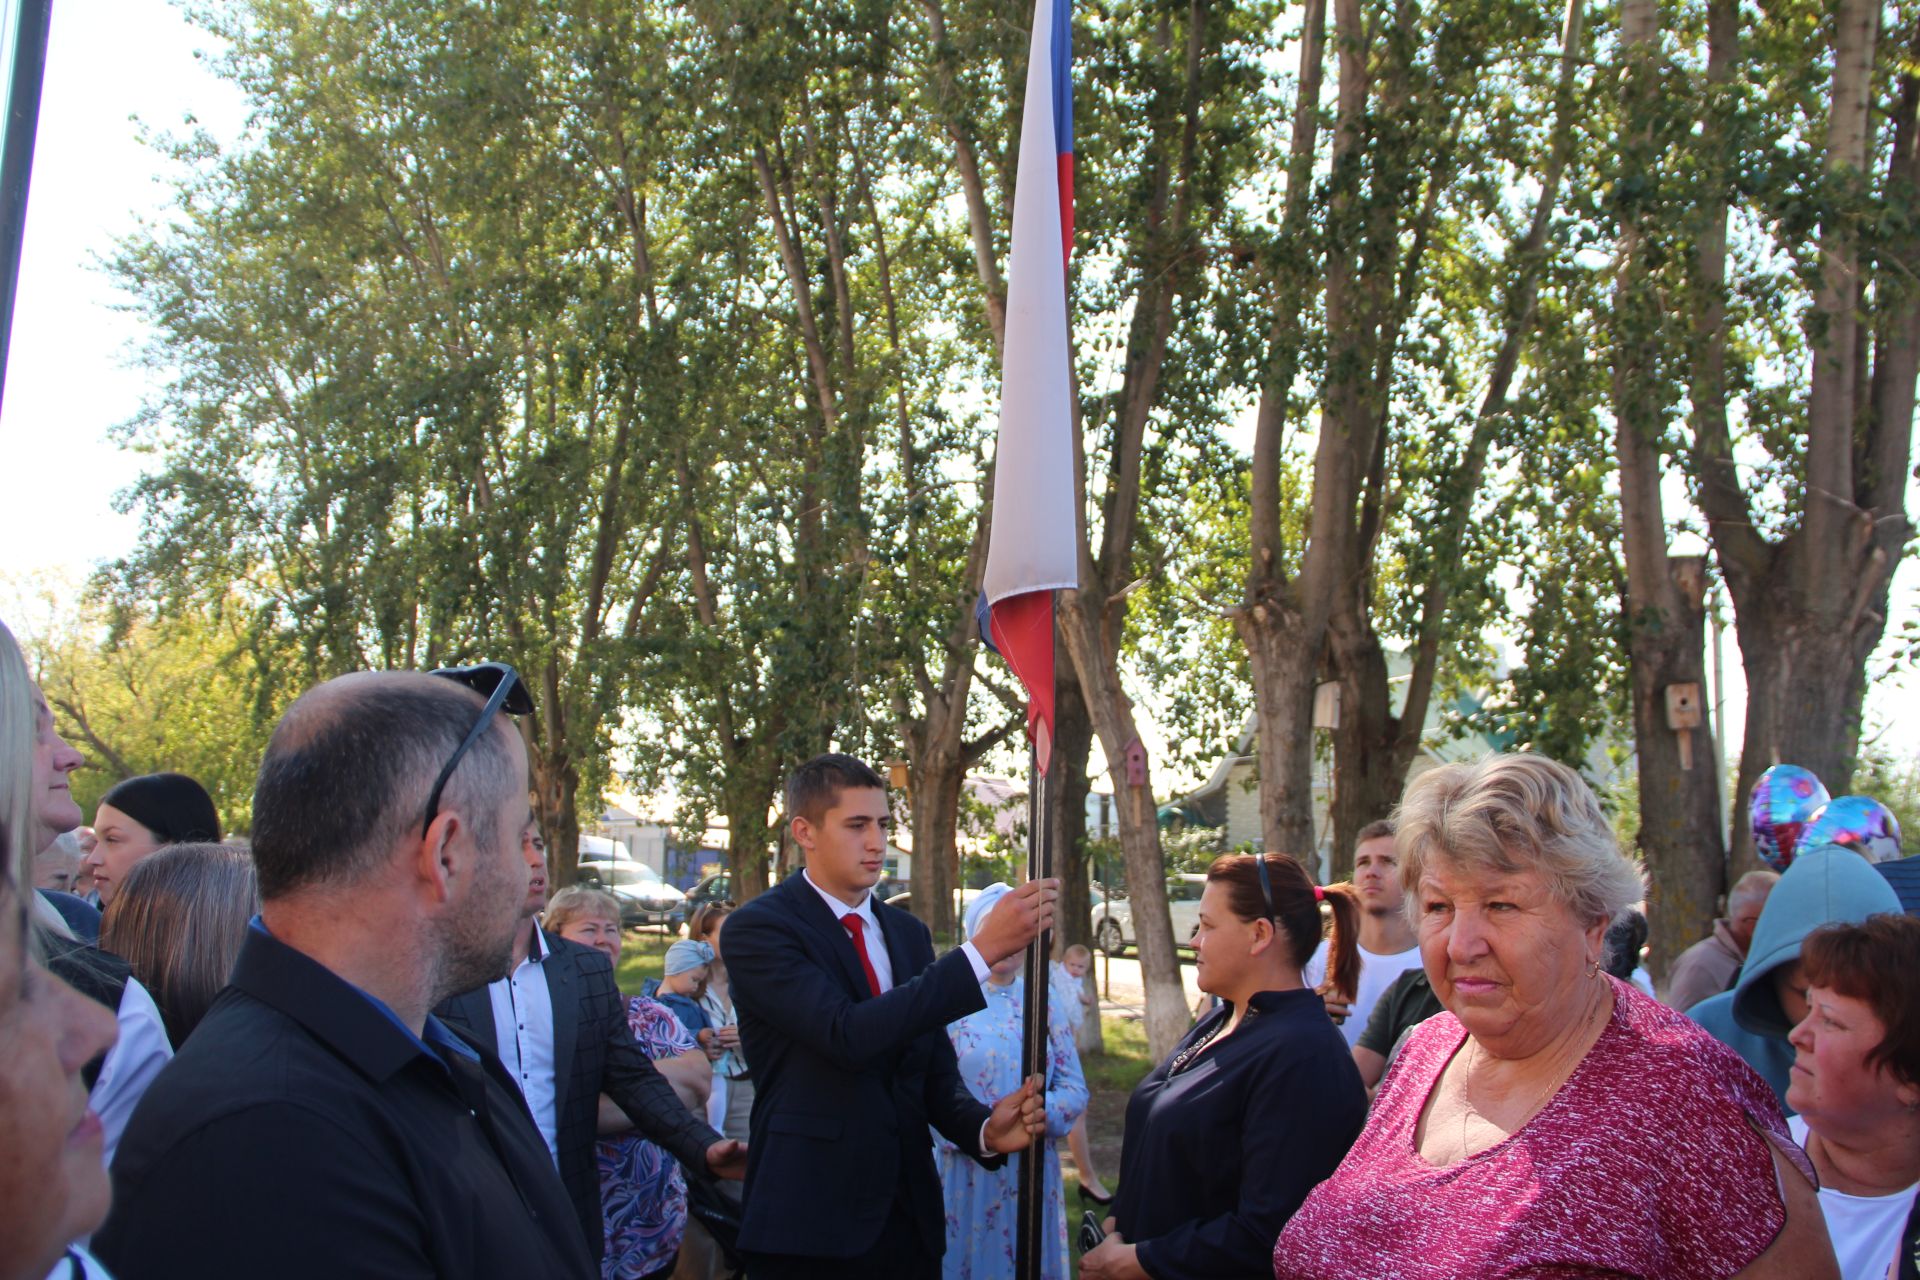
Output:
top-left (0, 0), bottom-right (247, 576)
top-left (0, 1), bottom-right (1913, 795)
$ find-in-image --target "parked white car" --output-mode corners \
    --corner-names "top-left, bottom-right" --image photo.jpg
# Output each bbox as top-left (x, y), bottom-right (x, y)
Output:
top-left (1092, 872), bottom-right (1206, 955)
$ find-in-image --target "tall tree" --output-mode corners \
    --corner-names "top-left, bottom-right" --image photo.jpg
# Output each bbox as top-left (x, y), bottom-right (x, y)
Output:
top-left (1607, 0), bottom-right (1727, 977)
top-left (1058, 0), bottom-right (1253, 1059)
top-left (1684, 0), bottom-right (1917, 866)
top-left (1323, 0), bottom-right (1592, 874)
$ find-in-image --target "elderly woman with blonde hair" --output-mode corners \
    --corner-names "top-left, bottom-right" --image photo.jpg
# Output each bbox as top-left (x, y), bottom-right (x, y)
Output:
top-left (1274, 753), bottom-right (1837, 1280)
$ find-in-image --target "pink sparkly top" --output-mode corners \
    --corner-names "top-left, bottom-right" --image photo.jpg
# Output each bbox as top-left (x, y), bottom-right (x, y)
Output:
top-left (1273, 978), bottom-right (1813, 1279)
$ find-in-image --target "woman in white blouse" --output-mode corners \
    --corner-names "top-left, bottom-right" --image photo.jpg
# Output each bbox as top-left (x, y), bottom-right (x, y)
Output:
top-left (1787, 915), bottom-right (1920, 1280)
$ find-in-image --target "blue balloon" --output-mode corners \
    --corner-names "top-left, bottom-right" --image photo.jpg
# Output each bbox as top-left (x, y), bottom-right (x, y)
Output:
top-left (1801, 796), bottom-right (1903, 865)
top-left (1748, 765), bottom-right (1830, 872)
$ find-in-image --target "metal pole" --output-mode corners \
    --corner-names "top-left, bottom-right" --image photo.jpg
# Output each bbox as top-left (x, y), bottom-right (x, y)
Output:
top-left (0, 0), bottom-right (54, 413)
top-left (1015, 737), bottom-right (1054, 1280)
top-left (1101, 866), bottom-right (1110, 1001)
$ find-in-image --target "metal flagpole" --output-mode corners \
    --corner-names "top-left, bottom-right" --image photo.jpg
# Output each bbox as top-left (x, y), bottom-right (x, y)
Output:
top-left (1014, 602), bottom-right (1057, 1280)
top-left (0, 0), bottom-right (54, 413)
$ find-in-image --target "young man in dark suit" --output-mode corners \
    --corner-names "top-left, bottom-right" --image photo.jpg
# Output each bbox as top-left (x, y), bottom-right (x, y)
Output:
top-left (436, 826), bottom-right (742, 1263)
top-left (724, 753), bottom-right (1057, 1279)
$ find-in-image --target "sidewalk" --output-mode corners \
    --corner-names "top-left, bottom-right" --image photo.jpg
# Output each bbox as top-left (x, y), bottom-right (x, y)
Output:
top-left (1085, 950), bottom-right (1204, 1021)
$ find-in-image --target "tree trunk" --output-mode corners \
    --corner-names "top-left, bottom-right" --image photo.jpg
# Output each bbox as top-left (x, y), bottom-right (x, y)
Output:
top-left (1322, 0), bottom-right (1587, 880)
top-left (1324, 620), bottom-right (1410, 882)
top-left (1724, 587), bottom-right (1879, 870)
top-left (1053, 0), bottom-right (1216, 1063)
top-left (1048, 666), bottom-right (1104, 1055)
top-left (532, 746), bottom-right (583, 894)
top-left (1613, 0), bottom-right (1727, 976)
top-left (1237, 616), bottom-right (1323, 862)
top-left (726, 782), bottom-right (777, 901)
top-left (1692, 0), bottom-right (1912, 869)
top-left (907, 748), bottom-right (965, 940)
top-left (1060, 596), bottom-right (1187, 1060)
top-left (1052, 669), bottom-right (1095, 955)
top-left (1236, 0), bottom-right (1362, 873)
top-left (1622, 557), bottom-right (1725, 980)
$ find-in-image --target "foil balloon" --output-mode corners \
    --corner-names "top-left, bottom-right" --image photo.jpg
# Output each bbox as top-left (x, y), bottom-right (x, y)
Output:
top-left (1748, 765), bottom-right (1830, 872)
top-left (1800, 796), bottom-right (1904, 865)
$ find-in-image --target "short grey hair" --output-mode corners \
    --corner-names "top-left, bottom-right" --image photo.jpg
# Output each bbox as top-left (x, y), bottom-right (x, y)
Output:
top-left (1395, 754), bottom-right (1644, 929)
top-left (1728, 869), bottom-right (1779, 912)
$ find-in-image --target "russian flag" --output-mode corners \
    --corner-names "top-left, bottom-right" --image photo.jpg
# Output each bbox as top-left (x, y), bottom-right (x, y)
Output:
top-left (982, 0), bottom-right (1077, 773)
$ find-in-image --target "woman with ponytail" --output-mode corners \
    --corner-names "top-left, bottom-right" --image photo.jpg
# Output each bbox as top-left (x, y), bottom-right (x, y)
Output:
top-left (1078, 854), bottom-right (1367, 1280)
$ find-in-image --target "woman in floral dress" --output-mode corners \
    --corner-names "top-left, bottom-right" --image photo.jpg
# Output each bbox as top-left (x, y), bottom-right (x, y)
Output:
top-left (546, 887), bottom-right (712, 1280)
top-left (935, 884), bottom-right (1090, 1280)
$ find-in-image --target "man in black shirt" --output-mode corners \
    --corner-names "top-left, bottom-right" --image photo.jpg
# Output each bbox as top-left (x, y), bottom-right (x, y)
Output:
top-left (1352, 967), bottom-right (1445, 1092)
top-left (96, 668), bottom-right (595, 1280)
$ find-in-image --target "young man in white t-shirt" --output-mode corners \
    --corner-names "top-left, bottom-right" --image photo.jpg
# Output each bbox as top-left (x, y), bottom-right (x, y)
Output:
top-left (1305, 820), bottom-right (1424, 1049)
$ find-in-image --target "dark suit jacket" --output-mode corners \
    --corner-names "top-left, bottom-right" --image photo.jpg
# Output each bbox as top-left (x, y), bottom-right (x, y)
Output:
top-left (724, 871), bottom-right (1000, 1260)
top-left (95, 927), bottom-right (594, 1280)
top-left (436, 930), bottom-right (719, 1259)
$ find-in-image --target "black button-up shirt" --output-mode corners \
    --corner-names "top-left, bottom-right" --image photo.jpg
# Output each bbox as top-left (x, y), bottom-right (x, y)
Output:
top-left (1113, 987), bottom-right (1368, 1280)
top-left (95, 926), bottom-right (594, 1279)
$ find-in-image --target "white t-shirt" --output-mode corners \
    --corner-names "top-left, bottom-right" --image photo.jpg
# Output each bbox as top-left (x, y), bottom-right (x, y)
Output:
top-left (1789, 1116), bottom-right (1918, 1280)
top-left (94, 978), bottom-right (173, 1169)
top-left (1303, 938), bottom-right (1425, 1049)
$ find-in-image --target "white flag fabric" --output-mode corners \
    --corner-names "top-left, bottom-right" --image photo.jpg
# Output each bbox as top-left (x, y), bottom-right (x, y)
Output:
top-left (983, 0), bottom-right (1077, 609)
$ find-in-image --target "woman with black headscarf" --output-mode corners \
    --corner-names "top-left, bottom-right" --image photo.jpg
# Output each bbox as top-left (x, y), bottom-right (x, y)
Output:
top-left (82, 773), bottom-right (220, 907)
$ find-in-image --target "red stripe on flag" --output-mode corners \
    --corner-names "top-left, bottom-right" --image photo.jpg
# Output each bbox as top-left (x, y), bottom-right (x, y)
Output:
top-left (1057, 154), bottom-right (1075, 266)
top-left (988, 590), bottom-right (1056, 773)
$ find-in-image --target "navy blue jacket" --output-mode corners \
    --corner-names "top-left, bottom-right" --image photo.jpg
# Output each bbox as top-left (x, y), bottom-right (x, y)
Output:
top-left (723, 871), bottom-right (999, 1260)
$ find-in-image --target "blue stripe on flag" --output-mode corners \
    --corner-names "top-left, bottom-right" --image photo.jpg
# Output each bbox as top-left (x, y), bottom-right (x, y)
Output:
top-left (1051, 0), bottom-right (1073, 156)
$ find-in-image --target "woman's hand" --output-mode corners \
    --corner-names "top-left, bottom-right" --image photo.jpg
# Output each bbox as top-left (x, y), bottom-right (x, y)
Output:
top-left (1079, 1230), bottom-right (1147, 1280)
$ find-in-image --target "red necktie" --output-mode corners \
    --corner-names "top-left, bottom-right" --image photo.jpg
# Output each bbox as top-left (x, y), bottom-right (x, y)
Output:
top-left (840, 914), bottom-right (884, 997)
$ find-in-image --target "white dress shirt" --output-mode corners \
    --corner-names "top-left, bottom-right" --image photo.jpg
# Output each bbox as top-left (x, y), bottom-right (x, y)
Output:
top-left (95, 978), bottom-right (173, 1169)
top-left (800, 869), bottom-right (991, 988)
top-left (44, 1243), bottom-right (112, 1280)
top-left (486, 924), bottom-right (559, 1165)
top-left (800, 869), bottom-right (995, 1155)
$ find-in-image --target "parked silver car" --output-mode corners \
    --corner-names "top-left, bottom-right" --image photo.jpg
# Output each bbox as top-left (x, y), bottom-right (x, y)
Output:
top-left (576, 836), bottom-right (686, 927)
top-left (1092, 873), bottom-right (1206, 955)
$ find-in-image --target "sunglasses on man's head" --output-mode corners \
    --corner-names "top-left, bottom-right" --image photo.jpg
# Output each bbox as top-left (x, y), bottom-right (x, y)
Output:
top-left (422, 662), bottom-right (535, 834)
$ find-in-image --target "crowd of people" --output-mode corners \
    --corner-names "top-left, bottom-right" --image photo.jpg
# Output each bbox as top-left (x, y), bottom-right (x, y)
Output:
top-left (3, 610), bottom-right (1919, 1280)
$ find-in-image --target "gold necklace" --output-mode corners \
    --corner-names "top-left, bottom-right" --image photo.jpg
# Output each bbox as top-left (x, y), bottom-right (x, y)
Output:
top-left (1457, 983), bottom-right (1607, 1155)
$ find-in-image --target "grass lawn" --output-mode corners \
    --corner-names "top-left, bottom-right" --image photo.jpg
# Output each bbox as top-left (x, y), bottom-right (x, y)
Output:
top-left (1081, 1014), bottom-right (1153, 1092)
top-left (611, 924), bottom-right (683, 991)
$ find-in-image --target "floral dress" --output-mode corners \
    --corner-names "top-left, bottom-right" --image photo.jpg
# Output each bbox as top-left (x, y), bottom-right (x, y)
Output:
top-left (595, 996), bottom-right (697, 1279)
top-left (934, 975), bottom-right (1090, 1280)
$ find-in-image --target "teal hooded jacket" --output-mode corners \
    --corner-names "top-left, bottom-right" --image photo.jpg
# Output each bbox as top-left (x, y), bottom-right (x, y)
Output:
top-left (1689, 846), bottom-right (1901, 1111)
